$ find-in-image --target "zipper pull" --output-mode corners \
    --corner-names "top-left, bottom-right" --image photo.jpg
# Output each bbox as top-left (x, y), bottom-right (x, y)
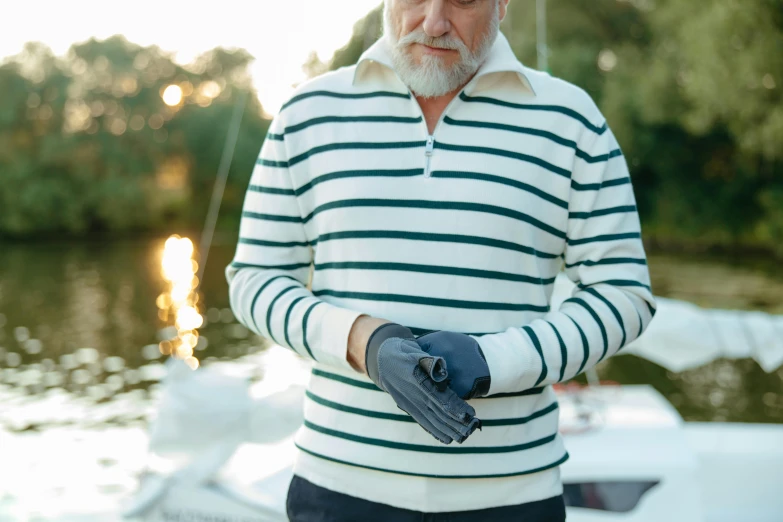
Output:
top-left (424, 135), bottom-right (435, 177)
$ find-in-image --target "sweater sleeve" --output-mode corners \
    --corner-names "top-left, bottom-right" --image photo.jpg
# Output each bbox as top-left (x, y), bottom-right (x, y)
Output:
top-left (475, 120), bottom-right (656, 395)
top-left (225, 115), bottom-right (363, 371)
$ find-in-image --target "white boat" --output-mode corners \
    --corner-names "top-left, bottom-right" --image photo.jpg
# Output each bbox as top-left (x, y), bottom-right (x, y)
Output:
top-left (122, 276), bottom-right (783, 522)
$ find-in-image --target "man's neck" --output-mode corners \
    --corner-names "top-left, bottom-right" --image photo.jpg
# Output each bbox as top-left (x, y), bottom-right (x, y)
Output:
top-left (415, 86), bottom-right (463, 135)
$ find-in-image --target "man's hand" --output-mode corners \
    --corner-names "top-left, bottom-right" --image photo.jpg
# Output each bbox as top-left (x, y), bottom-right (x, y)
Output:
top-left (364, 323), bottom-right (481, 444)
top-left (416, 331), bottom-right (491, 399)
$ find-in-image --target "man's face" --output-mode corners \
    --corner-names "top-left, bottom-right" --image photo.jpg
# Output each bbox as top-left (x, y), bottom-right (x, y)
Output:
top-left (384, 0), bottom-right (508, 98)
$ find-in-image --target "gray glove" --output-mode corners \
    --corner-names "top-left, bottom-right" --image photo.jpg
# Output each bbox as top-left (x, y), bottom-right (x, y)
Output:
top-left (416, 331), bottom-right (491, 399)
top-left (365, 323), bottom-right (481, 444)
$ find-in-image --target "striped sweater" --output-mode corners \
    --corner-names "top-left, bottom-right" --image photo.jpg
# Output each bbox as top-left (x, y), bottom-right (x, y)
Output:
top-left (226, 32), bottom-right (656, 512)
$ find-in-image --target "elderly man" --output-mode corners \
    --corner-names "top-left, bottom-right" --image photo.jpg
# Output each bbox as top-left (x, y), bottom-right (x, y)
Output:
top-left (227, 0), bottom-right (656, 520)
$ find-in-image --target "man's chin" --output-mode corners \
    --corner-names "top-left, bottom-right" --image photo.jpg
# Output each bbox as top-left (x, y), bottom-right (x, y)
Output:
top-left (393, 52), bottom-right (469, 97)
top-left (406, 73), bottom-right (460, 99)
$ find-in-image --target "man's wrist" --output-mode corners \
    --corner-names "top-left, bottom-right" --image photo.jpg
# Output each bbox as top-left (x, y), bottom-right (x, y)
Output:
top-left (347, 315), bottom-right (392, 374)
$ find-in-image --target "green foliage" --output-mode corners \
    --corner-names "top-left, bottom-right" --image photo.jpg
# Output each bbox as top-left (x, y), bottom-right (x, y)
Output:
top-left (330, 4), bottom-right (384, 71)
top-left (0, 37), bottom-right (269, 238)
top-left (325, 0), bottom-right (783, 256)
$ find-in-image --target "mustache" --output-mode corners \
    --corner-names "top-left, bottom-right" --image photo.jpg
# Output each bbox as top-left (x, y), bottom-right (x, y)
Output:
top-left (396, 30), bottom-right (469, 53)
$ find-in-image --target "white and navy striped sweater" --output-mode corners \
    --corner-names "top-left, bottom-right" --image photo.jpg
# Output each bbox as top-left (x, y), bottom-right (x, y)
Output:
top-left (227, 33), bottom-right (656, 512)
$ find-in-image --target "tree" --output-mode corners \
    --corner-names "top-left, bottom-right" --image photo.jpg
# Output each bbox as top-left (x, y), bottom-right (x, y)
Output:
top-left (328, 4), bottom-right (383, 71)
top-left (0, 36), bottom-right (270, 237)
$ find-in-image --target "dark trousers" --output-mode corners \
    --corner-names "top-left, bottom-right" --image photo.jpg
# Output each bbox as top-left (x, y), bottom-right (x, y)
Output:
top-left (287, 475), bottom-right (567, 522)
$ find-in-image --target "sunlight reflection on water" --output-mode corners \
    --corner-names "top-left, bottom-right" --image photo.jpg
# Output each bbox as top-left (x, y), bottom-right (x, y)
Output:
top-left (157, 235), bottom-right (203, 370)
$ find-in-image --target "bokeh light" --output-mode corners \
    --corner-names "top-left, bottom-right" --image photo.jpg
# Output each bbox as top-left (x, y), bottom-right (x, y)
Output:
top-left (199, 80), bottom-right (222, 99)
top-left (161, 84), bottom-right (183, 106)
top-left (597, 49), bottom-right (617, 72)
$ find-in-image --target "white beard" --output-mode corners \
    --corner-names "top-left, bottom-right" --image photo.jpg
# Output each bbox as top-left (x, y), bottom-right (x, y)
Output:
top-left (383, 4), bottom-right (500, 98)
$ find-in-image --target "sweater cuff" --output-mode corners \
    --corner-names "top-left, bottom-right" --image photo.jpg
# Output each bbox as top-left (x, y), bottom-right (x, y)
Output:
top-left (317, 305), bottom-right (365, 371)
top-left (473, 331), bottom-right (540, 395)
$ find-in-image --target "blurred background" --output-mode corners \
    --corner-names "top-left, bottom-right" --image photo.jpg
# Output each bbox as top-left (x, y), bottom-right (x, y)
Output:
top-left (0, 0), bottom-right (782, 520)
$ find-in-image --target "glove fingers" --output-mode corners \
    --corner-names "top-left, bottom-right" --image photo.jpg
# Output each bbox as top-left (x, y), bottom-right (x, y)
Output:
top-left (384, 370), bottom-right (471, 444)
top-left (428, 391), bottom-right (480, 442)
top-left (415, 366), bottom-right (477, 424)
top-left (456, 414), bottom-right (482, 443)
top-left (424, 403), bottom-right (478, 444)
top-left (416, 375), bottom-right (481, 443)
top-left (396, 399), bottom-right (454, 445)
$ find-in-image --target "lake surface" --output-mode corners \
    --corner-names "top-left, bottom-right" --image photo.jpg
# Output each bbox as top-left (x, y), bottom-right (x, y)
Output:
top-left (1, 236), bottom-right (782, 435)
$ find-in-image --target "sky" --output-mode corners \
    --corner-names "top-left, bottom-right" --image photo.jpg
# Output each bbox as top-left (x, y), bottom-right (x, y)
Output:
top-left (0, 0), bottom-right (383, 115)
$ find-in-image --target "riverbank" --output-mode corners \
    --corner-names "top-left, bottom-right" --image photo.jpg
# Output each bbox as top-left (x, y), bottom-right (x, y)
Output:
top-left (4, 226), bottom-right (783, 264)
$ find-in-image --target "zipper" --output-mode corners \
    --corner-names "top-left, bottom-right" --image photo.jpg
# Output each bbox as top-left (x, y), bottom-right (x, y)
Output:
top-left (424, 135), bottom-right (435, 177)
top-left (411, 88), bottom-right (465, 179)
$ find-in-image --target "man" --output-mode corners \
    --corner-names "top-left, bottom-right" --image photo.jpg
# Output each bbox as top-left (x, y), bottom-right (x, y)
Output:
top-left (227, 0), bottom-right (656, 520)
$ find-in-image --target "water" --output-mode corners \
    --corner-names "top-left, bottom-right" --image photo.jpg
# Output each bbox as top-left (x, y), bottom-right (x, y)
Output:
top-left (0, 237), bottom-right (267, 431)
